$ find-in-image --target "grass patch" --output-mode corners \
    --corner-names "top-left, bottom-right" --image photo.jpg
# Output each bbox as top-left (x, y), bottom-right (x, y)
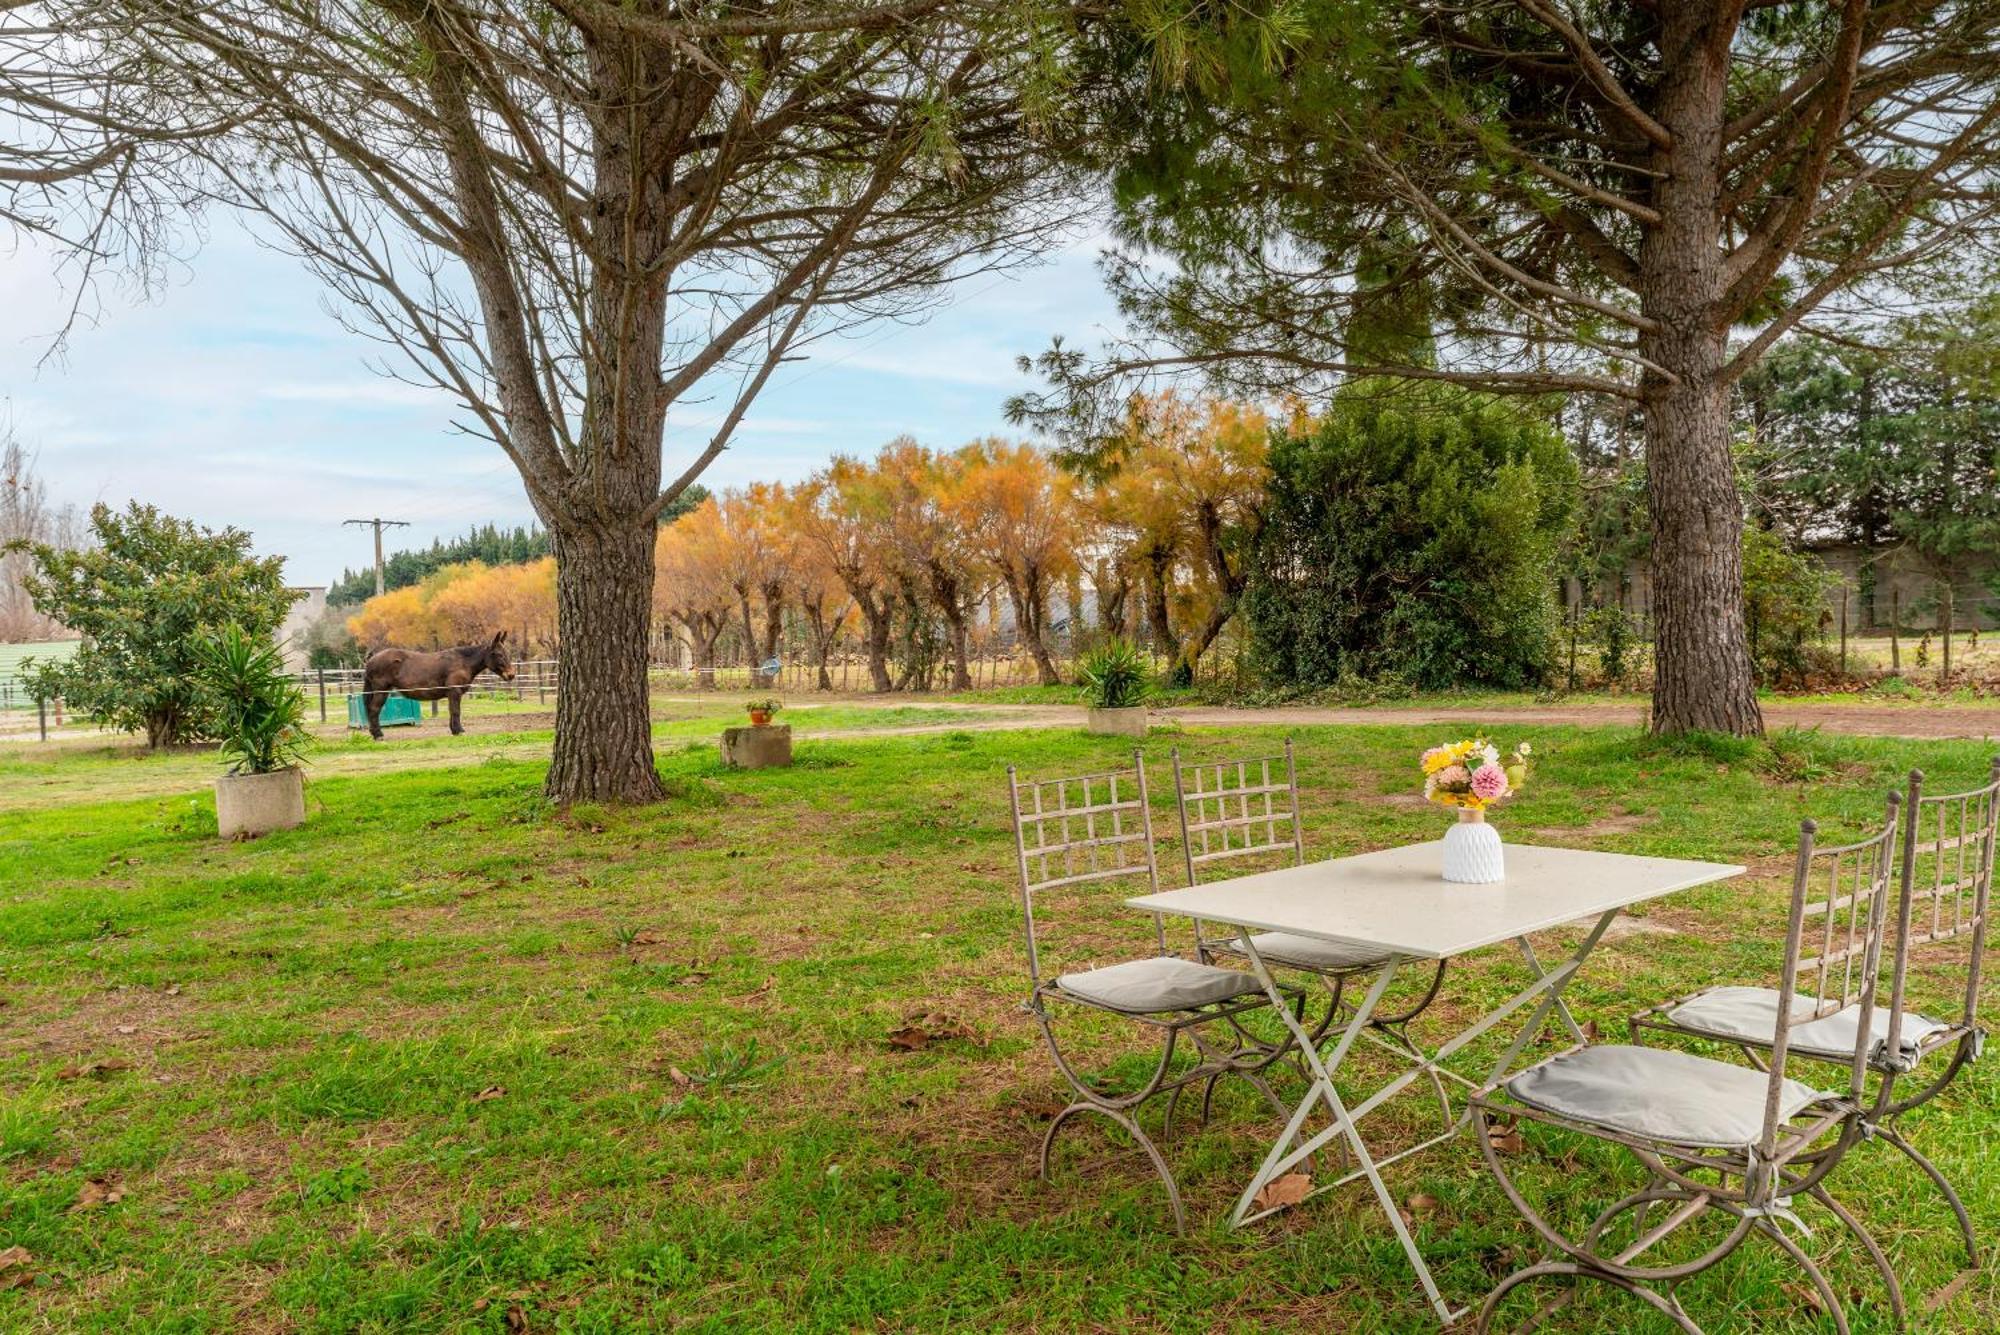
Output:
top-left (0, 721), bottom-right (1995, 1330)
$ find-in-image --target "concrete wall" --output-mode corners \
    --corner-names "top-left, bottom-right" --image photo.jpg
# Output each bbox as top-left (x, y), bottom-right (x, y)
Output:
top-left (1574, 546), bottom-right (1998, 633)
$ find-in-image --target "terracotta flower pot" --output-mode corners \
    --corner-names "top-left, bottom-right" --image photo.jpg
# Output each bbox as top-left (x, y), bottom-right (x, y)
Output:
top-left (749, 710), bottom-right (772, 727)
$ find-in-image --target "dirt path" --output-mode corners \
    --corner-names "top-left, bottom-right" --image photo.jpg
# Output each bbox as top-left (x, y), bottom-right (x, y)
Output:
top-left (1160, 701), bottom-right (2000, 741)
top-left (7, 695), bottom-right (1995, 814)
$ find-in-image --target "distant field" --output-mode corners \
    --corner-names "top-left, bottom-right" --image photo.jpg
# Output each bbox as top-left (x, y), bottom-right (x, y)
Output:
top-left (0, 640), bottom-right (78, 679)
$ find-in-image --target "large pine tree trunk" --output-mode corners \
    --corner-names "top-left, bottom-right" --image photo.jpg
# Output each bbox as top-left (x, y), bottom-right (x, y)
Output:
top-left (1640, 9), bottom-right (1764, 738)
top-left (548, 523), bottom-right (663, 802)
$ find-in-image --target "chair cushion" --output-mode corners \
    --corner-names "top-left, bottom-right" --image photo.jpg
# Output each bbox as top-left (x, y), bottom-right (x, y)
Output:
top-left (1211, 931), bottom-right (1394, 974)
top-left (1055, 956), bottom-right (1263, 1014)
top-left (1665, 985), bottom-right (1951, 1068)
top-left (1506, 1044), bottom-right (1829, 1150)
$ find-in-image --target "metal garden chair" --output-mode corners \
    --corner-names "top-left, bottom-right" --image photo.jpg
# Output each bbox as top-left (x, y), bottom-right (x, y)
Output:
top-left (1470, 799), bottom-right (1908, 1333)
top-left (1007, 750), bottom-right (1297, 1232)
top-left (1633, 760), bottom-right (1998, 1283)
top-left (1174, 742), bottom-right (1449, 1050)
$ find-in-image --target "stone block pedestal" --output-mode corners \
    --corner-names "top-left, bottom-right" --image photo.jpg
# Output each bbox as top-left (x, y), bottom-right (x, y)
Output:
top-left (722, 724), bottom-right (792, 769)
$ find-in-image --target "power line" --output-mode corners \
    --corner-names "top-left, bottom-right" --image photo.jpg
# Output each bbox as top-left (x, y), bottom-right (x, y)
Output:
top-left (343, 516), bottom-right (410, 597)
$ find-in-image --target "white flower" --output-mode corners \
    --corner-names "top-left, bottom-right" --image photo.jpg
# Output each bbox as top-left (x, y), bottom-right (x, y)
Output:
top-left (1517, 742), bottom-right (1533, 756)
top-left (1479, 744), bottom-right (1500, 765)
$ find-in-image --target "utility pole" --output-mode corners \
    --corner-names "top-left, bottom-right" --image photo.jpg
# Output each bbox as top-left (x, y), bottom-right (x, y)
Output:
top-left (343, 517), bottom-right (409, 596)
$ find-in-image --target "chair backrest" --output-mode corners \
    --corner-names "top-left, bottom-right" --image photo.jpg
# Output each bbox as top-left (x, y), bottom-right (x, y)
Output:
top-left (1006, 750), bottom-right (1163, 989)
top-left (1887, 758), bottom-right (2000, 1041)
top-left (1169, 741), bottom-right (1305, 887)
top-left (1764, 794), bottom-right (1903, 1155)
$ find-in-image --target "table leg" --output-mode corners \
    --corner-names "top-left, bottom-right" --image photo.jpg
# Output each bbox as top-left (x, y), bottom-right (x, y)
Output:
top-left (1228, 910), bottom-right (1625, 1328)
top-left (1231, 934), bottom-right (1461, 1324)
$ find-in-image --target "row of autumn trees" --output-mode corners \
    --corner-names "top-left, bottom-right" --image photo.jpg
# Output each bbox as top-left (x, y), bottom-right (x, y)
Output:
top-left (344, 392), bottom-right (1276, 692)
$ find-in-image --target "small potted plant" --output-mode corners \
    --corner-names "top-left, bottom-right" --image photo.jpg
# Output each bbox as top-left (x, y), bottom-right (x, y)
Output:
top-left (745, 696), bottom-right (783, 728)
top-left (1421, 738), bottom-right (1531, 883)
top-left (196, 624), bottom-right (310, 838)
top-left (1078, 639), bottom-right (1152, 737)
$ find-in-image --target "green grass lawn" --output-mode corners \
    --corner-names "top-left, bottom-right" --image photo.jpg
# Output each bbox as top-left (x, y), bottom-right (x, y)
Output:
top-left (2, 718), bottom-right (1997, 1332)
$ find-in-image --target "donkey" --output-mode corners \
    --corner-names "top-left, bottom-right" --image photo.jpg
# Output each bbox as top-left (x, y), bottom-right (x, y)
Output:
top-left (361, 630), bottom-right (515, 739)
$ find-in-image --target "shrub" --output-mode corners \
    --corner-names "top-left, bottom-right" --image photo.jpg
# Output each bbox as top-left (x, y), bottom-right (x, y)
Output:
top-left (1077, 638), bottom-right (1152, 709)
top-left (1742, 524), bottom-right (1834, 687)
top-left (194, 624), bottom-right (309, 775)
top-left (13, 503), bottom-right (299, 748)
top-left (1242, 383), bottom-right (1579, 690)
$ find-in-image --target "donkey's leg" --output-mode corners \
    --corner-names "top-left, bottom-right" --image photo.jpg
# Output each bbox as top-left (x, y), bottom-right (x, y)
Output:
top-left (448, 687), bottom-right (465, 735)
top-left (366, 682), bottom-right (384, 740)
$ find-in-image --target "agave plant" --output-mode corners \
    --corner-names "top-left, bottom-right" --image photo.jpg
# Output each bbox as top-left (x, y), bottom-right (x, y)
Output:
top-left (1078, 638), bottom-right (1153, 710)
top-left (194, 624), bottom-right (309, 775)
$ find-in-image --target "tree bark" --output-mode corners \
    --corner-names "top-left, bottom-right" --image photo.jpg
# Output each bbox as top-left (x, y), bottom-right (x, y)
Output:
top-left (1006, 572), bottom-right (1062, 685)
top-left (928, 565), bottom-right (974, 691)
top-left (547, 523), bottom-right (663, 802)
top-left (859, 591), bottom-right (894, 692)
top-left (1640, 8), bottom-right (1764, 738)
top-left (1143, 547), bottom-right (1175, 656)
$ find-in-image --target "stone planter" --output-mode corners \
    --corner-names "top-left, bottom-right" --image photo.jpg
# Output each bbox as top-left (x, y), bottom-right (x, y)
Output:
top-left (722, 723), bottom-right (792, 769)
top-left (1086, 706), bottom-right (1149, 738)
top-left (215, 766), bottom-right (306, 839)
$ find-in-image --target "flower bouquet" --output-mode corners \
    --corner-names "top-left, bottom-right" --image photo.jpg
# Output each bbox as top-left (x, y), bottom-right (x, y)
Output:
top-left (1420, 739), bottom-right (1531, 883)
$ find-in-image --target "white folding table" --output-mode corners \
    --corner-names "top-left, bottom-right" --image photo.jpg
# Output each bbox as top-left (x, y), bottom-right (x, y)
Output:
top-left (1128, 840), bottom-right (1744, 1326)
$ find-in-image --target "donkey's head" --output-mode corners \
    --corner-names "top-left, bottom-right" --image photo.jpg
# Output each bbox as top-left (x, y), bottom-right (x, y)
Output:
top-left (481, 629), bottom-right (516, 681)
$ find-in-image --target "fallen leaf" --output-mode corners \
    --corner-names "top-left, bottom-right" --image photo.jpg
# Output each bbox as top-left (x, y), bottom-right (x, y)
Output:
top-left (471, 1297), bottom-right (490, 1313)
top-left (506, 1303), bottom-right (530, 1332)
top-left (731, 977), bottom-right (775, 1004)
top-left (0, 1246), bottom-right (30, 1290)
top-left (885, 1012), bottom-right (982, 1051)
top-left (470, 1085), bottom-right (506, 1103)
top-left (164, 985), bottom-right (181, 997)
top-left (1781, 1281), bottom-right (1827, 1315)
top-left (114, 1025), bottom-right (137, 1035)
top-left (666, 1067), bottom-right (691, 1090)
top-left (1251, 1172), bottom-right (1313, 1213)
top-left (1581, 1019), bottom-right (1601, 1042)
top-left (55, 1058), bottom-right (132, 1081)
top-left (1407, 1191), bottom-right (1441, 1218)
top-left (71, 1177), bottom-right (123, 1212)
top-left (845, 1064), bottom-right (866, 1077)
top-left (1487, 1124), bottom-right (1525, 1155)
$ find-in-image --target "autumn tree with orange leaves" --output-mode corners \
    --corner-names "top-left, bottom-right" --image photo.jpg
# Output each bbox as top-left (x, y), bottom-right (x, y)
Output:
top-left (957, 439), bottom-right (1079, 686)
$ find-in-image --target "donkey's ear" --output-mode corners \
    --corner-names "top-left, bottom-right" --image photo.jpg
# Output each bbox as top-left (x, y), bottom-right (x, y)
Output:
top-left (492, 629), bottom-right (507, 646)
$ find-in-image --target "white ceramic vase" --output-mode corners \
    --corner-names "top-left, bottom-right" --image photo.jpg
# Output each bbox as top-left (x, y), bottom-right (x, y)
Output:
top-left (1442, 809), bottom-right (1504, 884)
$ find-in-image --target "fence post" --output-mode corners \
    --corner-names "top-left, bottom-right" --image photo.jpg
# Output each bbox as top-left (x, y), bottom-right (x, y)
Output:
top-left (318, 668), bottom-right (328, 723)
top-left (1941, 584), bottom-right (1954, 682)
top-left (1891, 588), bottom-right (1901, 673)
top-left (1838, 584), bottom-right (1848, 675)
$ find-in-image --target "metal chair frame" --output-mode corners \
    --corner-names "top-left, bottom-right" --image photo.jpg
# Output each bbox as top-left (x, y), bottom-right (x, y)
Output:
top-left (1007, 750), bottom-right (1297, 1232)
top-left (1174, 741), bottom-right (1450, 1046)
top-left (1471, 798), bottom-right (1908, 1334)
top-left (1632, 759), bottom-right (1999, 1277)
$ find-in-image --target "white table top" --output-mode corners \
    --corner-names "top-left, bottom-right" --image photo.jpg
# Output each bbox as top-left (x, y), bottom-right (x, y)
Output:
top-left (1127, 842), bottom-right (1744, 960)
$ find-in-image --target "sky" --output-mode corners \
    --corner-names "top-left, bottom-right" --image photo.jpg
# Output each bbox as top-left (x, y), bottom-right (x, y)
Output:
top-left (0, 214), bottom-right (1124, 589)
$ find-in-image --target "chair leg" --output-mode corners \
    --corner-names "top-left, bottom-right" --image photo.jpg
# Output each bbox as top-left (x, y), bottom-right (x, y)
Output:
top-left (1876, 1122), bottom-right (1979, 1273)
top-left (1804, 1183), bottom-right (1906, 1331)
top-left (1475, 1260), bottom-right (1704, 1335)
top-left (1751, 1218), bottom-right (1851, 1335)
top-left (1038, 1101), bottom-right (1187, 1234)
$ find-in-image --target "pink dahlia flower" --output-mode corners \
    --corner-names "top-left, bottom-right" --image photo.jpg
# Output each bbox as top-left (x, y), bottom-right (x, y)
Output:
top-left (1435, 764), bottom-right (1471, 789)
top-left (1470, 763), bottom-right (1510, 801)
